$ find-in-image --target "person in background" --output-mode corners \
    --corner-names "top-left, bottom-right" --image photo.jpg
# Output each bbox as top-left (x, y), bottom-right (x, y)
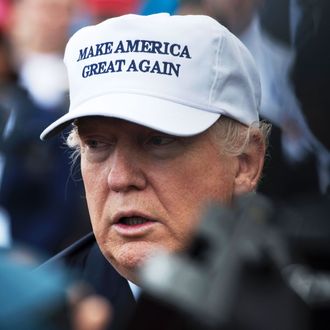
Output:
top-left (40, 13), bottom-right (269, 329)
top-left (178, 0), bottom-right (329, 199)
top-left (0, 0), bottom-right (90, 256)
top-left (291, 0), bottom-right (330, 194)
top-left (8, 0), bottom-right (74, 109)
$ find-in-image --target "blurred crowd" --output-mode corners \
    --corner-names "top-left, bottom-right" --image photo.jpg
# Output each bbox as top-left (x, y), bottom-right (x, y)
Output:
top-left (0, 0), bottom-right (329, 254)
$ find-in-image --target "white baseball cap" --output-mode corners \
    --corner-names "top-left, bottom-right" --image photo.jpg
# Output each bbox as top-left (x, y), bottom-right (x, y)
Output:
top-left (40, 13), bottom-right (260, 140)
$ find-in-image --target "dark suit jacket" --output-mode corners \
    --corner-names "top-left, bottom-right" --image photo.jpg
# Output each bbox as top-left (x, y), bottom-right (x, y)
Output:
top-left (41, 232), bottom-right (136, 330)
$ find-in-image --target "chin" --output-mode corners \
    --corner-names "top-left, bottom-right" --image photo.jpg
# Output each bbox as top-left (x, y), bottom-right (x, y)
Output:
top-left (104, 241), bottom-right (163, 281)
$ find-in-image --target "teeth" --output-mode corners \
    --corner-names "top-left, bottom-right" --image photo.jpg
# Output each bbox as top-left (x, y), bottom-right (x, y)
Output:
top-left (120, 217), bottom-right (149, 225)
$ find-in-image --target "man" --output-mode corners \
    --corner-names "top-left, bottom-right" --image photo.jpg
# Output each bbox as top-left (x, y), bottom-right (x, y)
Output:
top-left (40, 13), bottom-right (268, 329)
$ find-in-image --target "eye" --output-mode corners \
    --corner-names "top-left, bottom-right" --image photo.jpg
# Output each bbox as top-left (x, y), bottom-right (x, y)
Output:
top-left (80, 137), bottom-right (113, 163)
top-left (85, 139), bottom-right (105, 149)
top-left (81, 137), bottom-right (110, 152)
top-left (147, 135), bottom-right (176, 147)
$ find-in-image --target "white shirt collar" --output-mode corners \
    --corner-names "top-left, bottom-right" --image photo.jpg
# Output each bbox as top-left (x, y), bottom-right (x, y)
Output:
top-left (128, 280), bottom-right (141, 301)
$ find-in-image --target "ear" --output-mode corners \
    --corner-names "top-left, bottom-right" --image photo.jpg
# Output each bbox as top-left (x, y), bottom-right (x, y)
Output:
top-left (233, 135), bottom-right (265, 196)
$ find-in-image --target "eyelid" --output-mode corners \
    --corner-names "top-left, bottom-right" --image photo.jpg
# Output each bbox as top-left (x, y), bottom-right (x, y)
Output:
top-left (86, 139), bottom-right (106, 147)
top-left (146, 134), bottom-right (177, 146)
top-left (81, 132), bottom-right (109, 141)
top-left (81, 135), bottom-right (112, 149)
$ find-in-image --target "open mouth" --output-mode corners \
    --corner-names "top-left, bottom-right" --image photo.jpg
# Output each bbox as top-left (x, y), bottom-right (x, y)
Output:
top-left (118, 216), bottom-right (154, 226)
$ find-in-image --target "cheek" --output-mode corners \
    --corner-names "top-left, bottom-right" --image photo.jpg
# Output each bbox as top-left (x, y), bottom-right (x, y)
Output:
top-left (157, 158), bottom-right (237, 242)
top-left (171, 158), bottom-right (236, 207)
top-left (81, 160), bottom-right (108, 231)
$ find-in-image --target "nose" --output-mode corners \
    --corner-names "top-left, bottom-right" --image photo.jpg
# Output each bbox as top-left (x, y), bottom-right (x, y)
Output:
top-left (107, 147), bottom-right (147, 193)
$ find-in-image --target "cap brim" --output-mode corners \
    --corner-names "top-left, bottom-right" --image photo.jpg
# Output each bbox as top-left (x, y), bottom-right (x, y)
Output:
top-left (40, 93), bottom-right (220, 140)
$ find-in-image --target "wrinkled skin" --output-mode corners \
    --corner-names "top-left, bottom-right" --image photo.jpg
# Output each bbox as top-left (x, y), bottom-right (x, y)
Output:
top-left (78, 117), bottom-right (264, 282)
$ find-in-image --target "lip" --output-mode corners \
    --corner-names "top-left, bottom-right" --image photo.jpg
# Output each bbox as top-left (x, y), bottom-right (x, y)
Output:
top-left (112, 210), bottom-right (159, 237)
top-left (112, 210), bottom-right (157, 224)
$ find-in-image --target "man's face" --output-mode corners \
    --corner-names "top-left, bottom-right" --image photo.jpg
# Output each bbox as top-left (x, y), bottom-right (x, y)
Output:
top-left (78, 117), bottom-right (240, 282)
top-left (11, 0), bottom-right (74, 53)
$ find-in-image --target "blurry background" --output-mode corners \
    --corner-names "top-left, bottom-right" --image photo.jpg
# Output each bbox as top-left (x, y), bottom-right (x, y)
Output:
top-left (0, 0), bottom-right (329, 261)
